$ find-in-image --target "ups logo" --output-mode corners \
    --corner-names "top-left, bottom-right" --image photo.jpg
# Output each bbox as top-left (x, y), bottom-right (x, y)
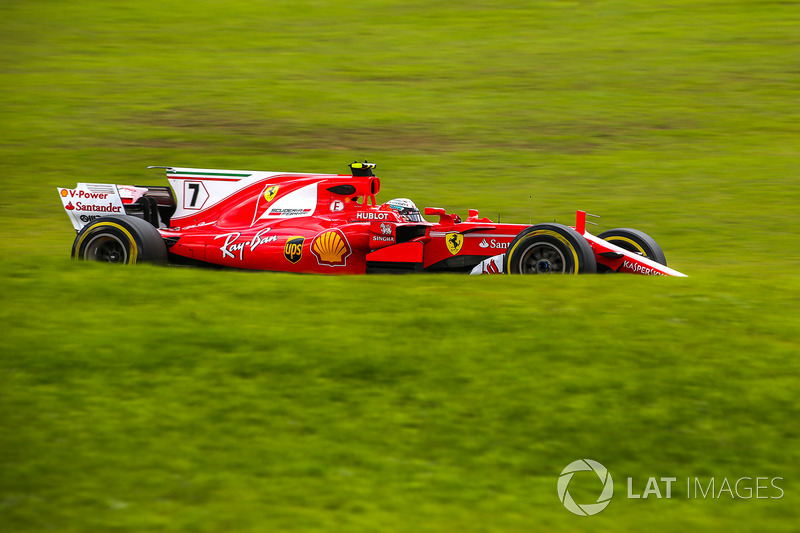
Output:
top-left (284, 236), bottom-right (305, 264)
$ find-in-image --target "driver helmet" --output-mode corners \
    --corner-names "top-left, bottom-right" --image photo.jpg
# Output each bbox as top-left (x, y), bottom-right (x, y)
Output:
top-left (382, 198), bottom-right (425, 222)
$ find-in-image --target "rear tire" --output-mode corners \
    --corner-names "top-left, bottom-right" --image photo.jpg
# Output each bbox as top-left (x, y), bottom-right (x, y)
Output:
top-left (504, 223), bottom-right (597, 274)
top-left (597, 228), bottom-right (667, 265)
top-left (72, 215), bottom-right (167, 264)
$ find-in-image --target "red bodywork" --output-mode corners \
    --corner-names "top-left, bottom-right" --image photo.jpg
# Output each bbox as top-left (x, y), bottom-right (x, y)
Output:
top-left (136, 166), bottom-right (684, 276)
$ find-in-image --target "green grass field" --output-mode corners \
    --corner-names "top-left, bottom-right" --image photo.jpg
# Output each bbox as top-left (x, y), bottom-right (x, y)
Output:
top-left (1, 0), bottom-right (799, 531)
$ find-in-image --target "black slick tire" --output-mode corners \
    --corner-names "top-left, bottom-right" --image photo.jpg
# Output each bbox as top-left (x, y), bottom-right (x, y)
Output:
top-left (71, 215), bottom-right (167, 264)
top-left (597, 228), bottom-right (667, 266)
top-left (504, 223), bottom-right (597, 274)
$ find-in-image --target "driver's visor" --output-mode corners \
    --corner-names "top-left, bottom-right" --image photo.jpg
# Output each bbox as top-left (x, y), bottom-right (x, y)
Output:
top-left (396, 207), bottom-right (425, 222)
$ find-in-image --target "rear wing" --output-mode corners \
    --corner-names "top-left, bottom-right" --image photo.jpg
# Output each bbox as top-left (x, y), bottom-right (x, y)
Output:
top-left (57, 183), bottom-right (176, 232)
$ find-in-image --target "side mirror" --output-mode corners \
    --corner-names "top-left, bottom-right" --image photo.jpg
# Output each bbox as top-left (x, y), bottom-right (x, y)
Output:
top-left (424, 207), bottom-right (459, 227)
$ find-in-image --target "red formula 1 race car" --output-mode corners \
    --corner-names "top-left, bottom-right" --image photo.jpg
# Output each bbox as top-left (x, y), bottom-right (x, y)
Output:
top-left (57, 162), bottom-right (686, 277)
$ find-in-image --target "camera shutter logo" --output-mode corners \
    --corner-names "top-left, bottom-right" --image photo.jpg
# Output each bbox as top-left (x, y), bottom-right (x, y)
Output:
top-left (557, 459), bottom-right (614, 516)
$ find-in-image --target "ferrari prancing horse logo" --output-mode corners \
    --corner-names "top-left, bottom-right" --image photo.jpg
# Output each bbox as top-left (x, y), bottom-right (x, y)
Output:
top-left (263, 185), bottom-right (279, 203)
top-left (446, 233), bottom-right (463, 255)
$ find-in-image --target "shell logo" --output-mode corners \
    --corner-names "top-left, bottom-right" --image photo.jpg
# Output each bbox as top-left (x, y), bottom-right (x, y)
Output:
top-left (311, 229), bottom-right (351, 266)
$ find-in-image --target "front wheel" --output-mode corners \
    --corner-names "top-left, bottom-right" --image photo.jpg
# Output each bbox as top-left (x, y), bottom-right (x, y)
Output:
top-left (72, 215), bottom-right (167, 264)
top-left (597, 228), bottom-right (667, 266)
top-left (504, 223), bottom-right (597, 274)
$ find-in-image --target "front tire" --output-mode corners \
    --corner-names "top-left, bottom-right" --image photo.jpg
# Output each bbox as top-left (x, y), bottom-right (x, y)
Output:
top-left (504, 223), bottom-right (597, 274)
top-left (597, 228), bottom-right (667, 266)
top-left (72, 215), bottom-right (167, 264)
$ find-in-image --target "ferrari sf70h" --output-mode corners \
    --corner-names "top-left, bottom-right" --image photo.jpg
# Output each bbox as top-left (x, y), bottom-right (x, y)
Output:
top-left (58, 162), bottom-right (686, 277)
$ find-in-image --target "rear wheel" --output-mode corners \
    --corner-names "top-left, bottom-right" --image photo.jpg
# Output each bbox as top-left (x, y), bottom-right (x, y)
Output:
top-left (504, 223), bottom-right (597, 274)
top-left (597, 228), bottom-right (667, 265)
top-left (72, 215), bottom-right (167, 264)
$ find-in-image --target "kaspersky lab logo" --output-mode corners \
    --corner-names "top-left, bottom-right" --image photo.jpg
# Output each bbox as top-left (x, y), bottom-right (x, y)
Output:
top-left (558, 459), bottom-right (614, 516)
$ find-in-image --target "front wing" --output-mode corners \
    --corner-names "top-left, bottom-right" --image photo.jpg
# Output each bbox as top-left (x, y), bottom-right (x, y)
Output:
top-left (470, 232), bottom-right (687, 276)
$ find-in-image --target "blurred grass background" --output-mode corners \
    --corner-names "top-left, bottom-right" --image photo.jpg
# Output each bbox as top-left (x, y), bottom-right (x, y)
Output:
top-left (1, 0), bottom-right (799, 531)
